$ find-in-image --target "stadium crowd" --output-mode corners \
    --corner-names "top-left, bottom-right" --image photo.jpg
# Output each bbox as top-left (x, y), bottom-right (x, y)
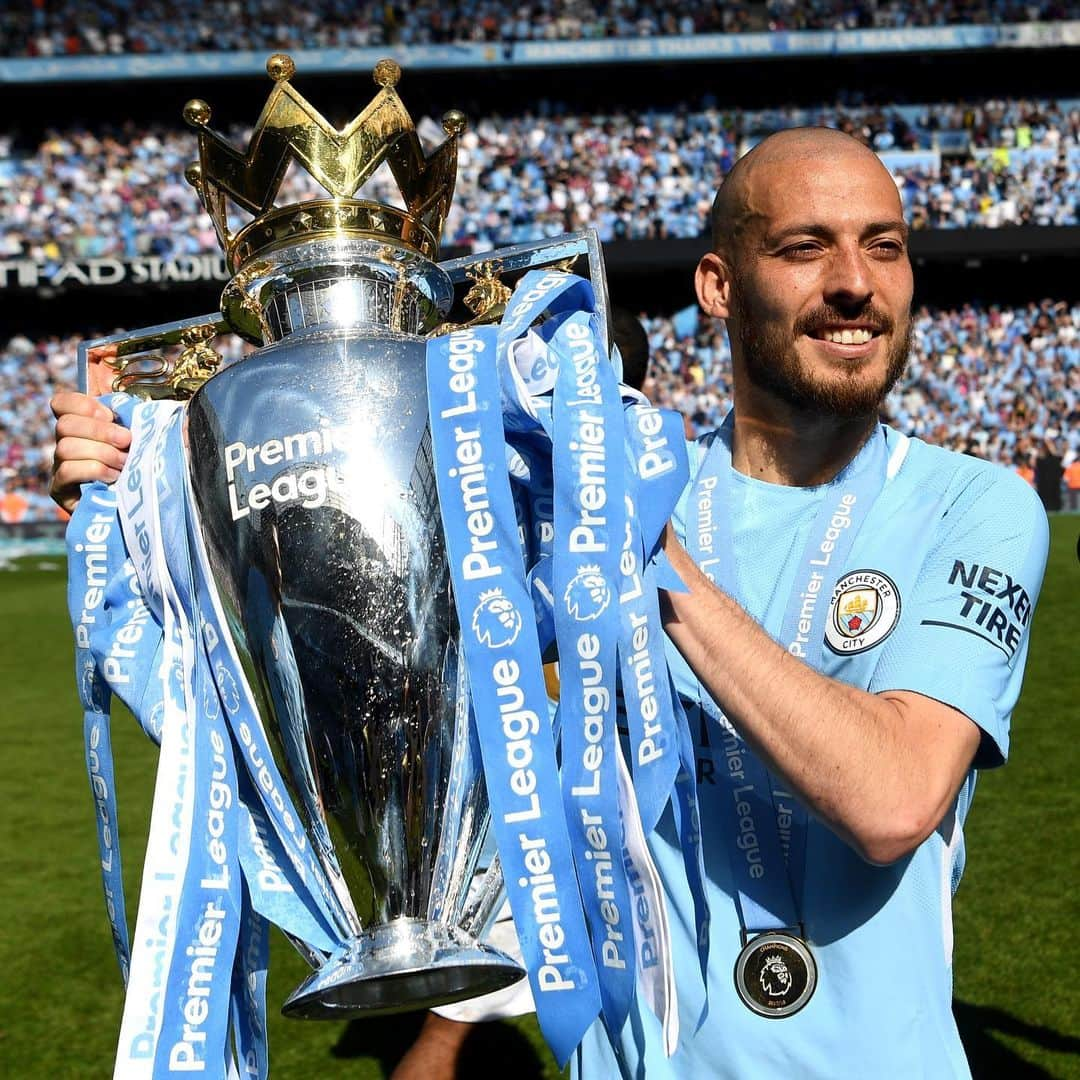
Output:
top-left (644, 299), bottom-right (1080, 507)
top-left (3, 97), bottom-right (1078, 264)
top-left (5, 0), bottom-right (1079, 57)
top-left (3, 299), bottom-right (1077, 523)
top-left (765, 0), bottom-right (1080, 31)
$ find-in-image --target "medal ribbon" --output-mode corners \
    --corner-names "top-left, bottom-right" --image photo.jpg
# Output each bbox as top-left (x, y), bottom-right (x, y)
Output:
top-left (687, 416), bottom-right (890, 935)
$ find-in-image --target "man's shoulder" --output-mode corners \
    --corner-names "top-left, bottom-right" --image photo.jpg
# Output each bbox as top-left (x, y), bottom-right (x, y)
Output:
top-left (890, 430), bottom-right (1047, 535)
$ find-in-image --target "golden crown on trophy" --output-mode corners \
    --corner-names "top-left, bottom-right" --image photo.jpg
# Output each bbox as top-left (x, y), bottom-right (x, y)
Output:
top-left (182, 54), bottom-right (467, 271)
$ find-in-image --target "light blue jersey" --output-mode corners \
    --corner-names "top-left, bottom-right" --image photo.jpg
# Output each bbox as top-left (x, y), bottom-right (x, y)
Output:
top-left (576, 424), bottom-right (1049, 1079)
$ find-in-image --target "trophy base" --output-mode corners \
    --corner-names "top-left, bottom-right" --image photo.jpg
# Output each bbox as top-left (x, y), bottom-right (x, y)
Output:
top-left (281, 918), bottom-right (525, 1019)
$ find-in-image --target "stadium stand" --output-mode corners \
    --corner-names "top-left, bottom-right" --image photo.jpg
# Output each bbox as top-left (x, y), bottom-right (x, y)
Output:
top-left (1, 3), bottom-right (1075, 528)
top-left (6, 0), bottom-right (1079, 57)
top-left (2, 1), bottom-right (754, 56)
top-left (3, 97), bottom-right (1078, 265)
top-left (644, 298), bottom-right (1080, 467)
top-left (4, 299), bottom-right (1078, 520)
top-left (764, 0), bottom-right (1080, 31)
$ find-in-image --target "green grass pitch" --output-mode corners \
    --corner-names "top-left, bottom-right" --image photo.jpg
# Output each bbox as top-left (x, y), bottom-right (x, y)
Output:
top-left (0, 517), bottom-right (1076, 1078)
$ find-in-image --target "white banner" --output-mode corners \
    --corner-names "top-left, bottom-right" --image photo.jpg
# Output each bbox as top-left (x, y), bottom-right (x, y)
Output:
top-left (0, 255), bottom-right (230, 290)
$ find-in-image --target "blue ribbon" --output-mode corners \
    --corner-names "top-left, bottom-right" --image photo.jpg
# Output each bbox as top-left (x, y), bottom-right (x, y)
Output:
top-left (429, 272), bottom-right (714, 1052)
top-left (68, 394), bottom-right (348, 1077)
top-left (496, 272), bottom-right (712, 1036)
top-left (617, 401), bottom-right (688, 835)
top-left (549, 309), bottom-right (636, 1033)
top-left (230, 878), bottom-right (270, 1080)
top-left (426, 324), bottom-right (602, 1066)
top-left (145, 414), bottom-right (242, 1074)
top-left (68, 480), bottom-right (132, 983)
top-left (687, 416), bottom-right (888, 934)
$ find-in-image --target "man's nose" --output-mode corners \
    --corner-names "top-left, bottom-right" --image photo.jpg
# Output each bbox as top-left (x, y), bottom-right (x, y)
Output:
top-left (823, 244), bottom-right (874, 310)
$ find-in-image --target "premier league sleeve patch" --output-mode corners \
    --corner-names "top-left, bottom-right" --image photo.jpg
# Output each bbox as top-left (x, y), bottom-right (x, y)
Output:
top-left (825, 569), bottom-right (901, 655)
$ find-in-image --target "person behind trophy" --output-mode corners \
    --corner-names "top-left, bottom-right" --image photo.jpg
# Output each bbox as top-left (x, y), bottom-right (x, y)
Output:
top-left (50, 128), bottom-right (1048, 1079)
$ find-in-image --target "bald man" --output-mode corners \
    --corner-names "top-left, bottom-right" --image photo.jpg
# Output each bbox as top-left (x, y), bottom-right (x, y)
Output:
top-left (571, 128), bottom-right (1049, 1077)
top-left (50, 129), bottom-right (1048, 1078)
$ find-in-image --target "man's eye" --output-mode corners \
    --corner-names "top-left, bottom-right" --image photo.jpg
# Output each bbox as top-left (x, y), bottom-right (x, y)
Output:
top-left (872, 241), bottom-right (904, 257)
top-left (783, 242), bottom-right (821, 256)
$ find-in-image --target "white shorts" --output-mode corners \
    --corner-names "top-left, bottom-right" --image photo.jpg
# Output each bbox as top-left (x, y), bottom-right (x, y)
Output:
top-left (433, 900), bottom-right (535, 1023)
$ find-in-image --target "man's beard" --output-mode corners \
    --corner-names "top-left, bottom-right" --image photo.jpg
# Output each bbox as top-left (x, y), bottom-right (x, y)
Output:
top-left (733, 289), bottom-right (912, 419)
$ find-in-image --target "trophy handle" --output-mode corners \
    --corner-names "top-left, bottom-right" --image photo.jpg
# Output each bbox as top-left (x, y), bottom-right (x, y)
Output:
top-left (76, 229), bottom-right (611, 401)
top-left (440, 228), bottom-right (612, 353)
top-left (461, 854), bottom-right (505, 942)
top-left (78, 312), bottom-right (229, 399)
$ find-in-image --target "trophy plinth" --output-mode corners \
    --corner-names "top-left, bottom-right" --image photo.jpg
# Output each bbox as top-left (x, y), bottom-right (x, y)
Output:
top-left (282, 920), bottom-right (522, 1018)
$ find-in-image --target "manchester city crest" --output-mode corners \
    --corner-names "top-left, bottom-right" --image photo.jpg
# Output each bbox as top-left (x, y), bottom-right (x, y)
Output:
top-left (826, 569), bottom-right (901, 655)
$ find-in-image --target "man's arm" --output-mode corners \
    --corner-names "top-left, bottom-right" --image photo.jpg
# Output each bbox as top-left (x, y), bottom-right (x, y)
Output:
top-left (49, 391), bottom-right (130, 513)
top-left (661, 525), bottom-right (981, 866)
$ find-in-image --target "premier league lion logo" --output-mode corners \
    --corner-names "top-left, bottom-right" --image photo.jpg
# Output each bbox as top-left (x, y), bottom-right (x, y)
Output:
top-left (203, 681), bottom-right (221, 720)
top-left (471, 588), bottom-right (523, 649)
top-left (564, 564), bottom-right (612, 622)
top-left (760, 954), bottom-right (793, 999)
top-left (146, 700), bottom-right (165, 741)
top-left (82, 661), bottom-right (106, 714)
top-left (215, 663), bottom-right (241, 715)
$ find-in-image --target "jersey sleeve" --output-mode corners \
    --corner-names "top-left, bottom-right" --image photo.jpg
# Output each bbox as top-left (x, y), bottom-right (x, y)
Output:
top-left (869, 465), bottom-right (1050, 768)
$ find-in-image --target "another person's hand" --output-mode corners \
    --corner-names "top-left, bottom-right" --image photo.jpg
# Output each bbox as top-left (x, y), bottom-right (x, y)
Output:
top-left (389, 1013), bottom-right (473, 1080)
top-left (50, 391), bottom-right (131, 514)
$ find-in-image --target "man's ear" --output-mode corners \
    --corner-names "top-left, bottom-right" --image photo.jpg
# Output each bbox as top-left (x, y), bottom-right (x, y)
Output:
top-left (695, 252), bottom-right (734, 320)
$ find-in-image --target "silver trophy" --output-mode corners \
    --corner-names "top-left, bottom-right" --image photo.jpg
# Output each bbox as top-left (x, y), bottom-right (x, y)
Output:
top-left (78, 55), bottom-right (609, 1018)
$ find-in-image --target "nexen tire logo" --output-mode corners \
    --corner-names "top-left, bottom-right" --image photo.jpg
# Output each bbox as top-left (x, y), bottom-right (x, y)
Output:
top-left (472, 588), bottom-right (523, 648)
top-left (564, 565), bottom-right (612, 621)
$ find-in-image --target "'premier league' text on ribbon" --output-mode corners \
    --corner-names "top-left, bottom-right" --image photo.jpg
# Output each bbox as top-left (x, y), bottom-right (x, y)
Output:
top-left (428, 325), bottom-right (600, 1032)
top-left (617, 504), bottom-right (664, 769)
top-left (552, 311), bottom-right (636, 1029)
top-left (788, 492), bottom-right (855, 658)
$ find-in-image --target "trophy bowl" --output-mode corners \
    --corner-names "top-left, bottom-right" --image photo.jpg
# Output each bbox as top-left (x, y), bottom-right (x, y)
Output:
top-left (185, 237), bottom-right (524, 1017)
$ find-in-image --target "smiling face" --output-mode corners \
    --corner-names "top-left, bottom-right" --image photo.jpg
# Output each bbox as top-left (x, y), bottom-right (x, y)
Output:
top-left (697, 131), bottom-right (914, 420)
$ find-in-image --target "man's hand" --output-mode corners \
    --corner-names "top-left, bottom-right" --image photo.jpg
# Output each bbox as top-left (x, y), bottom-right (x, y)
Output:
top-left (49, 391), bottom-right (131, 513)
top-left (660, 524), bottom-right (980, 865)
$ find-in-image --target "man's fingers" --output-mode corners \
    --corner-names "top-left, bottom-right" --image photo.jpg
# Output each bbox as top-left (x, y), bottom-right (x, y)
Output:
top-left (54, 412), bottom-right (132, 449)
top-left (48, 391), bottom-right (130, 514)
top-left (50, 460), bottom-right (122, 513)
top-left (50, 389), bottom-right (116, 423)
top-left (53, 459), bottom-right (121, 487)
top-left (54, 436), bottom-right (129, 472)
